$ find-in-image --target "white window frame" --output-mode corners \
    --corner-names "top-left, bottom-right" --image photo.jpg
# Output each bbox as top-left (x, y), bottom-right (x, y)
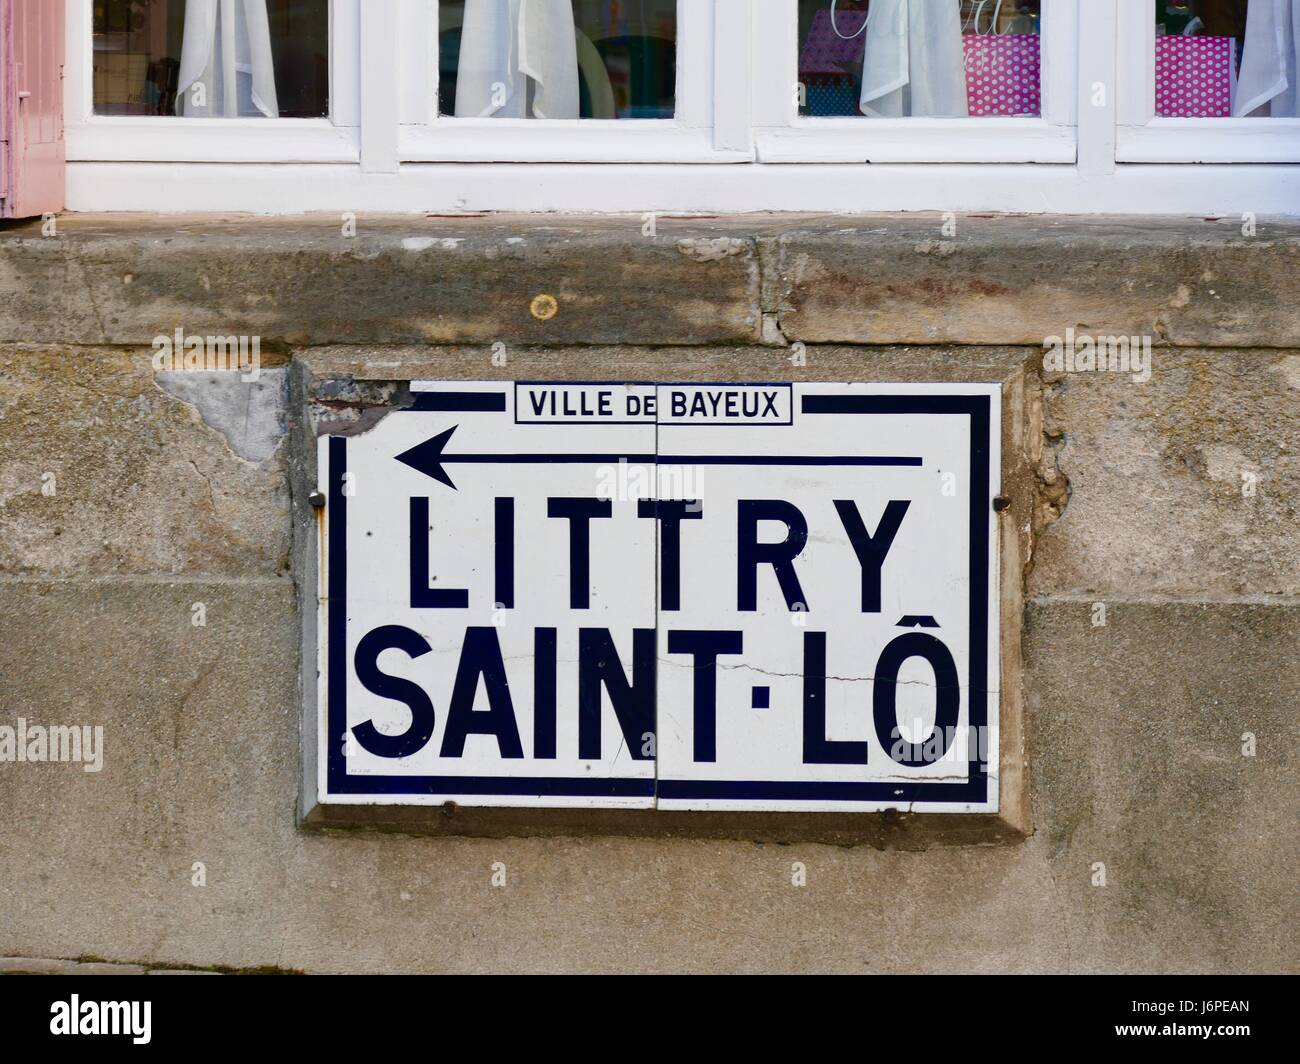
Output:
top-left (65, 0), bottom-right (361, 163)
top-left (60, 0), bottom-right (1300, 216)
top-left (389, 0), bottom-right (751, 164)
top-left (1117, 0), bottom-right (1300, 162)
top-left (753, 0), bottom-right (1078, 163)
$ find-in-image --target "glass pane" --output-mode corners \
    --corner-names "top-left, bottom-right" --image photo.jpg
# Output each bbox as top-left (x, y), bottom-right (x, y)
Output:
top-left (92, 0), bottom-right (329, 118)
top-left (1155, 1), bottom-right (1297, 118)
top-left (439, 1), bottom-right (678, 119)
top-left (797, 0), bottom-right (1043, 118)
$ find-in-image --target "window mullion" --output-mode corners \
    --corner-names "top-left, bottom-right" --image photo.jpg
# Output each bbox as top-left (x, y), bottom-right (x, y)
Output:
top-left (714, 0), bottom-right (753, 153)
top-left (751, 0), bottom-right (797, 134)
top-left (330, 0), bottom-right (362, 127)
top-left (1076, 0), bottom-right (1118, 176)
top-left (397, 0), bottom-right (435, 126)
top-left (65, 0), bottom-right (93, 126)
top-left (360, 0), bottom-right (401, 172)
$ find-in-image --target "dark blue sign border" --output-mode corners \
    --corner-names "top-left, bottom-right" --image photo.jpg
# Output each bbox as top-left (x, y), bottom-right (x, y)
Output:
top-left (325, 390), bottom-right (992, 806)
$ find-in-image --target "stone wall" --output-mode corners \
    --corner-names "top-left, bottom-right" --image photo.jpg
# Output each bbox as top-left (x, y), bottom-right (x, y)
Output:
top-left (0, 214), bottom-right (1294, 973)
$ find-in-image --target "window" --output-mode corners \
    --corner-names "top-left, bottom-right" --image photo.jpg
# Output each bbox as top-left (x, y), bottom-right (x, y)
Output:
top-left (757, 0), bottom-right (1075, 161)
top-left (92, 0), bottom-right (330, 118)
top-left (68, 0), bottom-right (358, 162)
top-left (797, 0), bottom-right (1043, 119)
top-left (1152, 0), bottom-right (1296, 119)
top-left (60, 0), bottom-right (1300, 213)
top-left (1118, 0), bottom-right (1300, 160)
top-left (398, 1), bottom-right (742, 163)
top-left (437, 0), bottom-right (678, 119)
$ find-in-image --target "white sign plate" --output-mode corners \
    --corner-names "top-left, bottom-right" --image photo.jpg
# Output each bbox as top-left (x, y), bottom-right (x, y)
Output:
top-left (317, 382), bottom-right (1000, 813)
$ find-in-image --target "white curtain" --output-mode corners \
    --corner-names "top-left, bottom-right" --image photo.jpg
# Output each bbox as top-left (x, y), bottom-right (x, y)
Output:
top-left (456, 0), bottom-right (579, 118)
top-left (1236, 0), bottom-right (1300, 116)
top-left (860, 0), bottom-right (968, 118)
top-left (177, 0), bottom-right (280, 118)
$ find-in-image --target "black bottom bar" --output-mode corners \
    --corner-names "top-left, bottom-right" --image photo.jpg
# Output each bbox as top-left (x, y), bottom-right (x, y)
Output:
top-left (1, 973), bottom-right (1287, 1050)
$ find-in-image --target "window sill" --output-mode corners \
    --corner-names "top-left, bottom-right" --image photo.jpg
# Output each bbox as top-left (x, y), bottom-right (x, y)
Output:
top-left (1117, 119), bottom-right (1300, 164)
top-left (757, 119), bottom-right (1077, 164)
top-left (398, 122), bottom-right (751, 164)
top-left (67, 118), bottom-right (361, 164)
top-left (60, 160), bottom-right (1300, 216)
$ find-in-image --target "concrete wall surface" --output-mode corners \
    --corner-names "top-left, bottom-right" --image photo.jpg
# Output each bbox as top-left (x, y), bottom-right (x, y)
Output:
top-left (0, 214), bottom-right (1295, 974)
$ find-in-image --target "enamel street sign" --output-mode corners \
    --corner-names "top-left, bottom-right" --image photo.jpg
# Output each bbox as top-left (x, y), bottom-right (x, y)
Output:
top-left (316, 382), bottom-right (1000, 812)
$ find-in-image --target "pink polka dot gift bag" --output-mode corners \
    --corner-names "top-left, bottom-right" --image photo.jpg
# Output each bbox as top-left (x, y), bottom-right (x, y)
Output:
top-left (962, 32), bottom-right (1041, 117)
top-left (1155, 36), bottom-right (1238, 118)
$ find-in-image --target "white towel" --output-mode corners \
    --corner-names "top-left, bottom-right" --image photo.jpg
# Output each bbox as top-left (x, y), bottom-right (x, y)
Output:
top-left (1235, 0), bottom-right (1300, 117)
top-left (860, 0), bottom-right (969, 118)
top-left (456, 0), bottom-right (580, 119)
top-left (177, 0), bottom-right (279, 118)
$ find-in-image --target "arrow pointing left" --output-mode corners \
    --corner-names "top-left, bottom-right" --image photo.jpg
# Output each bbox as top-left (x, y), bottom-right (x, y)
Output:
top-left (395, 425), bottom-right (658, 491)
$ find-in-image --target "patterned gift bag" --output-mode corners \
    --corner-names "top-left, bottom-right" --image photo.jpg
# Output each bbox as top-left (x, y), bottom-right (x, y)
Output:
top-left (962, 34), bottom-right (1042, 116)
top-left (799, 8), bottom-right (868, 74)
top-left (805, 79), bottom-right (862, 116)
top-left (1154, 36), bottom-right (1237, 118)
top-left (799, 8), bottom-right (867, 116)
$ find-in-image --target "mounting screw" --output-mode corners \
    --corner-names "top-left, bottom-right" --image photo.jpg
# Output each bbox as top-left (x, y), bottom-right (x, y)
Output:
top-left (308, 490), bottom-right (327, 509)
top-left (992, 496), bottom-right (1011, 512)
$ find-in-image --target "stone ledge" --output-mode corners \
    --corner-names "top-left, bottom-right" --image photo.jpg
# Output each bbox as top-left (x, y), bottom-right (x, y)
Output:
top-left (0, 957), bottom-right (147, 976)
top-left (0, 957), bottom-right (246, 975)
top-left (765, 215), bottom-right (1300, 348)
top-left (302, 797), bottom-right (1028, 849)
top-left (0, 215), bottom-right (761, 347)
top-left (3, 214), bottom-right (1297, 348)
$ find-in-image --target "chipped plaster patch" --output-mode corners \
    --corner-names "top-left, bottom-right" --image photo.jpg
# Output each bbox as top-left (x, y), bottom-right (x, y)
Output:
top-left (155, 369), bottom-right (288, 464)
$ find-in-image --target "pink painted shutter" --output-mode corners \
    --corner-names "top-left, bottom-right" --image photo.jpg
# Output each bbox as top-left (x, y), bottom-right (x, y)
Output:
top-left (1, 0), bottom-right (65, 219)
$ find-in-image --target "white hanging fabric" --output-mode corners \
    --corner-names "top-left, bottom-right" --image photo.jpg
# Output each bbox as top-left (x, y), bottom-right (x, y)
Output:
top-left (1235, 0), bottom-right (1300, 117)
top-left (177, 0), bottom-right (280, 118)
top-left (859, 0), bottom-right (969, 118)
top-left (456, 0), bottom-right (580, 119)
